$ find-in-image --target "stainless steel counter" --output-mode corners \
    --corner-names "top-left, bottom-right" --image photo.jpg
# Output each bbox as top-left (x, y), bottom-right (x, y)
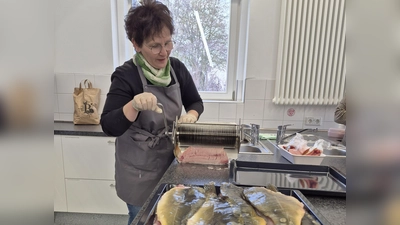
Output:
top-left (53, 122), bottom-right (346, 225)
top-left (131, 137), bottom-right (346, 225)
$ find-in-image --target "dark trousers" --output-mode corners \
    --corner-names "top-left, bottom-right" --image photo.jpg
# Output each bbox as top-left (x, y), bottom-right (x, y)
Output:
top-left (127, 203), bottom-right (142, 225)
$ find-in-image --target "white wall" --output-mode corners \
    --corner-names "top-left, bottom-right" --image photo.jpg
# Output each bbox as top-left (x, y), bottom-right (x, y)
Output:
top-left (55, 0), bottom-right (114, 74)
top-left (246, 0), bottom-right (280, 80)
top-left (54, 0), bottom-right (114, 121)
top-left (54, 0), bottom-right (340, 130)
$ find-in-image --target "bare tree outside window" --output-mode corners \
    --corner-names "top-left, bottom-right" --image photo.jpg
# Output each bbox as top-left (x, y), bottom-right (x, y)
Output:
top-left (159, 0), bottom-right (231, 93)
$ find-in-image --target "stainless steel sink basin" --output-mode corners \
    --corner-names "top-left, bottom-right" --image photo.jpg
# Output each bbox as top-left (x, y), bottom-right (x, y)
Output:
top-left (324, 148), bottom-right (346, 156)
top-left (239, 145), bottom-right (262, 153)
top-left (239, 141), bottom-right (273, 154)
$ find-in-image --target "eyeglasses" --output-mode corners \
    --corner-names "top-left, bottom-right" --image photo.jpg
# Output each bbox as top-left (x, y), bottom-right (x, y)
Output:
top-left (145, 41), bottom-right (175, 54)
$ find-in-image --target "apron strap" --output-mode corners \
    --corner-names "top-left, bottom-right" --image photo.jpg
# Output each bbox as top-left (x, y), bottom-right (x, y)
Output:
top-left (130, 126), bottom-right (168, 148)
top-left (133, 59), bottom-right (178, 147)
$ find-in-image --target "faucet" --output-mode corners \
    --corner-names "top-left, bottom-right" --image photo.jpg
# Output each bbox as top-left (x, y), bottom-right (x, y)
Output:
top-left (276, 124), bottom-right (318, 145)
top-left (249, 123), bottom-right (260, 145)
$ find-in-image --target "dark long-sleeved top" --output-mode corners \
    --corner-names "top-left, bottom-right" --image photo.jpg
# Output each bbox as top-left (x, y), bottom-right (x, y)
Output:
top-left (101, 57), bottom-right (204, 136)
top-left (334, 96), bottom-right (346, 125)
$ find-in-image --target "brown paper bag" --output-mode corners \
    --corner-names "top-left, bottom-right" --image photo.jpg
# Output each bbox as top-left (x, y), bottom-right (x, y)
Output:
top-left (73, 79), bottom-right (101, 124)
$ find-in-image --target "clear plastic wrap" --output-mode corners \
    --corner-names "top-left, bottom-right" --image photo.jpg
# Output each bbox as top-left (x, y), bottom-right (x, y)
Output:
top-left (284, 134), bottom-right (328, 156)
top-left (285, 133), bottom-right (309, 152)
top-left (312, 139), bottom-right (331, 151)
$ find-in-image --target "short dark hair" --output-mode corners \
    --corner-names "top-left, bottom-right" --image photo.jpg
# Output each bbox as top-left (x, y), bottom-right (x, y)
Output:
top-left (124, 0), bottom-right (174, 47)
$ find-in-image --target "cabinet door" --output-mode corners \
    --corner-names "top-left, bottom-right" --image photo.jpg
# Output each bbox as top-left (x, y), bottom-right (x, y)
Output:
top-left (62, 136), bottom-right (116, 180)
top-left (65, 179), bottom-right (127, 215)
top-left (54, 135), bottom-right (67, 212)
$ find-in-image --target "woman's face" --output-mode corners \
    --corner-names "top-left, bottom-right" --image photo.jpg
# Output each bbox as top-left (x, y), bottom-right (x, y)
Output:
top-left (133, 26), bottom-right (173, 70)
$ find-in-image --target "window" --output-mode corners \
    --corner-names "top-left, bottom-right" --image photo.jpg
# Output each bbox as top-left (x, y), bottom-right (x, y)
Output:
top-left (112, 0), bottom-right (250, 101)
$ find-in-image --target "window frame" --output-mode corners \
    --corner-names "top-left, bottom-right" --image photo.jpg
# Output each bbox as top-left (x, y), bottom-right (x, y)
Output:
top-left (111, 0), bottom-right (250, 101)
top-left (111, 0), bottom-right (133, 69)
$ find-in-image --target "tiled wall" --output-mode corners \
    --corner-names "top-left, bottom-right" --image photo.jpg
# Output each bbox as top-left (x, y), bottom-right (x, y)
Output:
top-left (54, 75), bottom-right (339, 130)
top-left (198, 78), bottom-right (339, 130)
top-left (54, 73), bottom-right (110, 121)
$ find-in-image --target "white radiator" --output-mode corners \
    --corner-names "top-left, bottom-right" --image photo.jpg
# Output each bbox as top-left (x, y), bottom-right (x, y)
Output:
top-left (273, 0), bottom-right (346, 105)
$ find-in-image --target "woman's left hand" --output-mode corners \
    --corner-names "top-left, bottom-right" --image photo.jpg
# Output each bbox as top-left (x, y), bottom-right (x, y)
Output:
top-left (178, 113), bottom-right (197, 123)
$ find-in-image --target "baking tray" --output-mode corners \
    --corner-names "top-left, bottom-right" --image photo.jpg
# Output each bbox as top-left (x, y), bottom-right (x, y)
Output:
top-left (136, 183), bottom-right (332, 225)
top-left (229, 159), bottom-right (346, 197)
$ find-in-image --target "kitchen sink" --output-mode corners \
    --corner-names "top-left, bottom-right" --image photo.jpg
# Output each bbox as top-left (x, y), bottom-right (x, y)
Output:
top-left (324, 147), bottom-right (346, 156)
top-left (239, 140), bottom-right (273, 154)
top-left (239, 145), bottom-right (262, 153)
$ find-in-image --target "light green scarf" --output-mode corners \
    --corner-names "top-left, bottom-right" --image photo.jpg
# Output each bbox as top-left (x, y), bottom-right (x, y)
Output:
top-left (133, 53), bottom-right (171, 87)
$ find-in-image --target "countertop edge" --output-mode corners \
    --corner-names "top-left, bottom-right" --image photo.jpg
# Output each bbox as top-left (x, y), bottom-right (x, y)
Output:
top-left (54, 130), bottom-right (107, 136)
top-left (54, 121), bottom-right (107, 136)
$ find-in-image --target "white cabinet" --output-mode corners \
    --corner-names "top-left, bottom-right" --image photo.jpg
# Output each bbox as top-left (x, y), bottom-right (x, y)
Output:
top-left (62, 136), bottom-right (116, 180)
top-left (54, 135), bottom-right (127, 215)
top-left (65, 179), bottom-right (127, 214)
top-left (54, 135), bottom-right (68, 212)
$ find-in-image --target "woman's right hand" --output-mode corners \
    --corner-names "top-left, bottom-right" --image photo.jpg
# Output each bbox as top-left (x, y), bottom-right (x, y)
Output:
top-left (132, 92), bottom-right (162, 113)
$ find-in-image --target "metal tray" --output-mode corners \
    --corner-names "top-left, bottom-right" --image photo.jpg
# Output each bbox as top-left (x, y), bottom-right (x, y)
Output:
top-left (136, 183), bottom-right (332, 225)
top-left (229, 159), bottom-right (346, 197)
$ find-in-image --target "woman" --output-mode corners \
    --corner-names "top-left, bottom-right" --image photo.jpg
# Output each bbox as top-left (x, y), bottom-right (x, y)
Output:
top-left (100, 0), bottom-right (203, 224)
top-left (334, 96), bottom-right (346, 145)
top-left (334, 96), bottom-right (346, 125)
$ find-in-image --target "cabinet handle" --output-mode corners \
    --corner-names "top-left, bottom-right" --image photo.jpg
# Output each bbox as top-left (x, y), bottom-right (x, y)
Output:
top-left (110, 183), bottom-right (116, 188)
top-left (107, 140), bottom-right (115, 144)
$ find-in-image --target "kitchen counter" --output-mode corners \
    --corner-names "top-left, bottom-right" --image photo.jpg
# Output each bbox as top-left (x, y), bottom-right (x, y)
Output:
top-left (54, 122), bottom-right (346, 225)
top-left (132, 138), bottom-right (346, 225)
top-left (54, 121), bottom-right (106, 136)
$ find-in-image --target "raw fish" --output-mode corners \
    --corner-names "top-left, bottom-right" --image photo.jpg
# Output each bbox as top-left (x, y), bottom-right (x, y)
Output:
top-left (220, 182), bottom-right (267, 225)
top-left (266, 184), bottom-right (321, 225)
top-left (301, 211), bottom-right (322, 225)
top-left (243, 186), bottom-right (305, 225)
top-left (177, 146), bottom-right (229, 165)
top-left (155, 185), bottom-right (206, 225)
top-left (187, 182), bottom-right (242, 225)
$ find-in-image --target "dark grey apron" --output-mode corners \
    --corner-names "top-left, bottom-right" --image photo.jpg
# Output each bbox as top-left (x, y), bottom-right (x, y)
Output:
top-left (115, 64), bottom-right (182, 206)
